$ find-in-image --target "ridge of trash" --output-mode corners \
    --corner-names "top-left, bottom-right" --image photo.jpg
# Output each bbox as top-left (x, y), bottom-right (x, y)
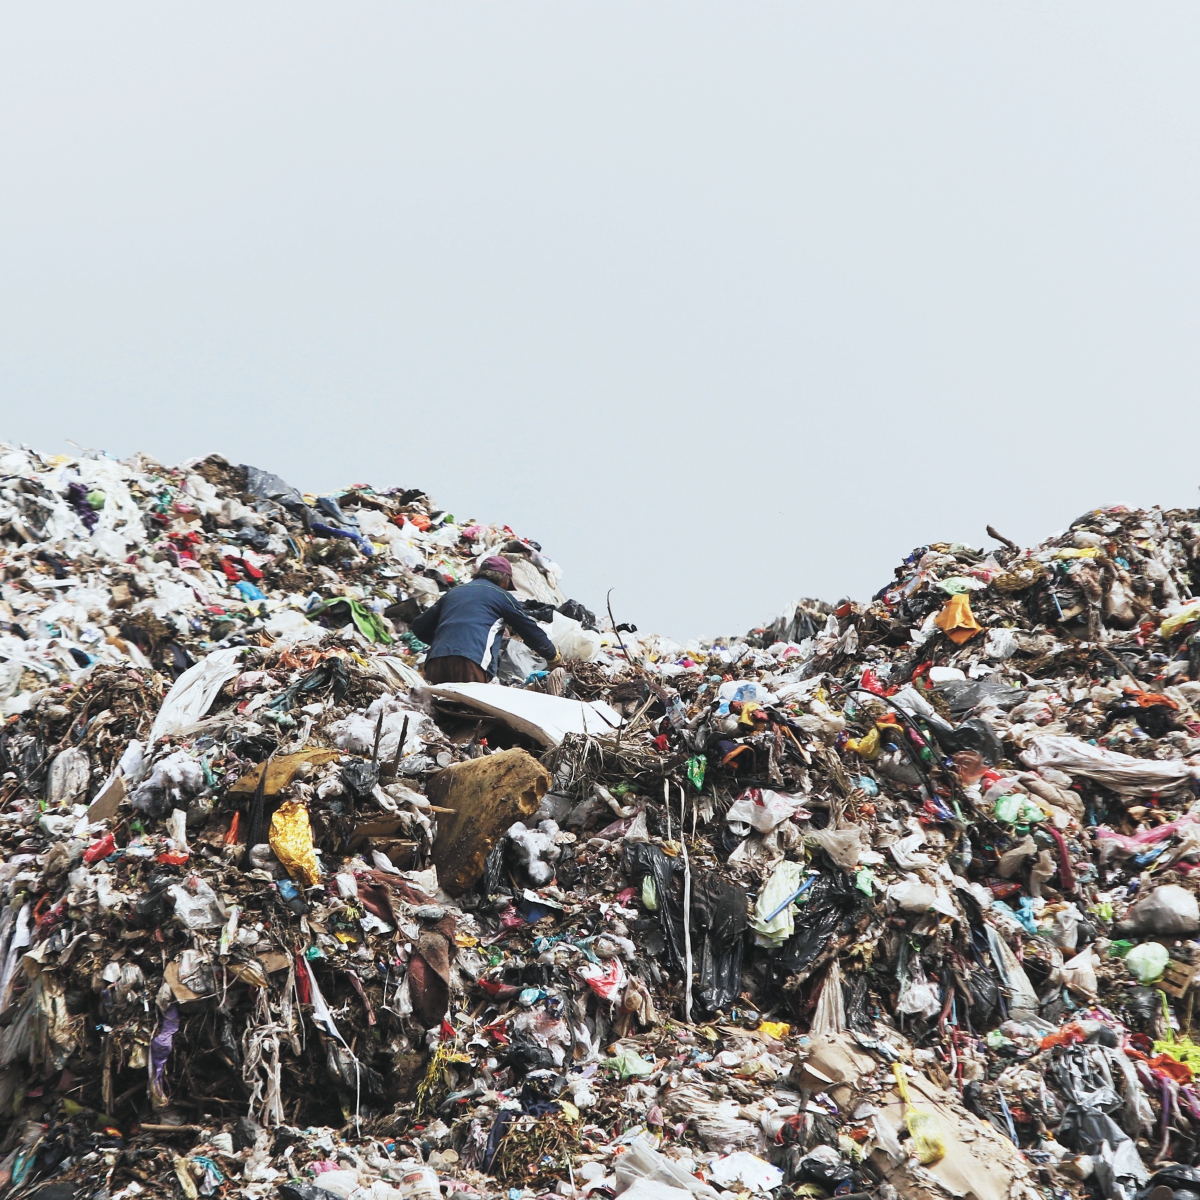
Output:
top-left (3, 441), bottom-right (1200, 1200)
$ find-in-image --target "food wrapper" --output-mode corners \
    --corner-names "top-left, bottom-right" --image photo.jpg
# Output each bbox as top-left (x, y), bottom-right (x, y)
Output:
top-left (270, 799), bottom-right (320, 886)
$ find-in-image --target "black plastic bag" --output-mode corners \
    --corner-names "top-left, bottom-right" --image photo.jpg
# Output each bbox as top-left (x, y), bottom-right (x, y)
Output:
top-left (691, 870), bottom-right (748, 1013)
top-left (930, 718), bottom-right (1005, 765)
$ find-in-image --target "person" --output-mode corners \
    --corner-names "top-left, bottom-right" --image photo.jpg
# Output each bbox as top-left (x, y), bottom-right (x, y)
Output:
top-left (411, 555), bottom-right (561, 685)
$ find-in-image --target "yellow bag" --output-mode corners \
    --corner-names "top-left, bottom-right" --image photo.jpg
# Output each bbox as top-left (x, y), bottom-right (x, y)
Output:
top-left (933, 595), bottom-right (984, 645)
top-left (1161, 602), bottom-right (1200, 641)
top-left (893, 1063), bottom-right (947, 1164)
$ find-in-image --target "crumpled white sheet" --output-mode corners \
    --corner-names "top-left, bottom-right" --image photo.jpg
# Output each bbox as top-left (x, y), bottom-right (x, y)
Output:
top-left (1021, 734), bottom-right (1197, 797)
top-left (149, 647), bottom-right (243, 742)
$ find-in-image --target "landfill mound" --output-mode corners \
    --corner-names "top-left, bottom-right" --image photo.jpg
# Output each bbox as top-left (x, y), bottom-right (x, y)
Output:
top-left (5, 444), bottom-right (1200, 1200)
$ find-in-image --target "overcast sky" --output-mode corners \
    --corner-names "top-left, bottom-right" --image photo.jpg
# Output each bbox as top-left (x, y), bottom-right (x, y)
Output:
top-left (2, 6), bottom-right (1198, 642)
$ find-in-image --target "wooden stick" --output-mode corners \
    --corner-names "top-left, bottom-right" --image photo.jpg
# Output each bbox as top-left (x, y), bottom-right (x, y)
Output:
top-left (371, 710), bottom-right (385, 763)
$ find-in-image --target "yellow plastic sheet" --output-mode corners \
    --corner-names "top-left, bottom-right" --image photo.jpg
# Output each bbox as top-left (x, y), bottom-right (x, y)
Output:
top-left (933, 594), bottom-right (984, 644)
top-left (1161, 602), bottom-right (1200, 640)
top-left (269, 800), bottom-right (321, 886)
top-left (846, 726), bottom-right (882, 760)
top-left (893, 1063), bottom-right (947, 1164)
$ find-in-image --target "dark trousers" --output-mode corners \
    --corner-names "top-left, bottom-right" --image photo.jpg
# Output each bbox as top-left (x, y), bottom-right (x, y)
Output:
top-left (423, 655), bottom-right (488, 685)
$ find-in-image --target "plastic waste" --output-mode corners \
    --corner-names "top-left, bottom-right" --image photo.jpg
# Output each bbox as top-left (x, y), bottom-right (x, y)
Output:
top-left (269, 800), bottom-right (321, 886)
top-left (1116, 883), bottom-right (1200, 935)
top-left (892, 1063), bottom-right (947, 1164)
top-left (1124, 942), bottom-right (1170, 983)
top-left (614, 1138), bottom-right (721, 1200)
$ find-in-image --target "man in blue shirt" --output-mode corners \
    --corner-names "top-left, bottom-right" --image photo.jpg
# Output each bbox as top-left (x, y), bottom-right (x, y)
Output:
top-left (411, 556), bottom-right (561, 685)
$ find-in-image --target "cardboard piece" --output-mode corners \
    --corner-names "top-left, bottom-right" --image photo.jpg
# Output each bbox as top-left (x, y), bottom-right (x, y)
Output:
top-left (87, 773), bottom-right (125, 822)
top-left (229, 748), bottom-right (340, 795)
top-left (427, 683), bottom-right (622, 748)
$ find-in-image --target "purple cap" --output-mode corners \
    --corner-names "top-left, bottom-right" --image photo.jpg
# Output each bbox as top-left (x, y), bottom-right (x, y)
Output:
top-left (478, 555), bottom-right (513, 577)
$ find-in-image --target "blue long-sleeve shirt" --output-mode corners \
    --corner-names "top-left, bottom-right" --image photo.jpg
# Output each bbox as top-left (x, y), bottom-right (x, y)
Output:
top-left (410, 578), bottom-right (557, 675)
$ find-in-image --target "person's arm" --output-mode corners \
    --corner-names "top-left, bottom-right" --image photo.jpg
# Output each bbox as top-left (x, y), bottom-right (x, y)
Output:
top-left (410, 596), bottom-right (443, 646)
top-left (502, 595), bottom-right (560, 662)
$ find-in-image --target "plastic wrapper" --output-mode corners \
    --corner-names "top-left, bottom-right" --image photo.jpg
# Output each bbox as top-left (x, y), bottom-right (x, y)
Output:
top-left (269, 800), bottom-right (321, 887)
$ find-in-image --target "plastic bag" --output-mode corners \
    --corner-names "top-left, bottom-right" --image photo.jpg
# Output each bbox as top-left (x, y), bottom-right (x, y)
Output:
top-left (614, 1137), bottom-right (721, 1200)
top-left (1061, 947), bottom-right (1099, 998)
top-left (997, 834), bottom-right (1037, 878)
top-left (890, 828), bottom-right (933, 870)
top-left (725, 788), bottom-right (801, 833)
top-left (750, 861), bottom-right (807, 947)
top-left (887, 879), bottom-right (957, 918)
top-left (1119, 883), bottom-right (1200, 935)
top-left (149, 647), bottom-right (243, 742)
top-left (47, 747), bottom-right (90, 805)
top-left (933, 594), bottom-right (983, 644)
top-left (811, 959), bottom-right (847, 1036)
top-left (498, 639), bottom-right (546, 685)
top-left (1049, 905), bottom-right (1082, 951)
top-left (896, 952), bottom-right (941, 1018)
top-left (130, 750), bottom-right (206, 819)
top-left (892, 1064), bottom-right (946, 1164)
top-left (506, 820), bottom-right (562, 886)
top-left (546, 610), bottom-right (602, 662)
top-left (706, 1153), bottom-right (782, 1192)
top-left (168, 876), bottom-right (225, 929)
top-left (578, 957), bottom-right (626, 1001)
top-left (808, 825), bottom-right (865, 870)
top-left (1124, 942), bottom-right (1170, 983)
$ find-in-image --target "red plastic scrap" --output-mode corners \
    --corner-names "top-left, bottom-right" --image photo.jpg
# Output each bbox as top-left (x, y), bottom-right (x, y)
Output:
top-left (83, 833), bottom-right (116, 864)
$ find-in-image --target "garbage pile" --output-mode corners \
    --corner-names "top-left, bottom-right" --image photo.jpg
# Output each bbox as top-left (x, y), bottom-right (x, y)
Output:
top-left (7, 443), bottom-right (1200, 1200)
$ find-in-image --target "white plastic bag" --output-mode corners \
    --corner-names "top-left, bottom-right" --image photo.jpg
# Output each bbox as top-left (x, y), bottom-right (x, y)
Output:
top-left (1124, 942), bottom-right (1169, 984)
top-left (725, 789), bottom-right (801, 834)
top-left (811, 960), bottom-right (846, 1036)
top-left (614, 1138), bottom-right (721, 1200)
top-left (547, 610), bottom-right (601, 661)
top-left (149, 647), bottom-right (243, 742)
top-left (896, 953), bottom-right (940, 1018)
top-left (706, 1152), bottom-right (783, 1192)
top-left (1062, 947), bottom-right (1099, 998)
top-left (887, 879), bottom-right (957, 918)
top-left (1121, 884), bottom-right (1200, 935)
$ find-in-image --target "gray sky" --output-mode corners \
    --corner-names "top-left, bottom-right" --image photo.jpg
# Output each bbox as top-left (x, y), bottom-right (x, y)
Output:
top-left (2, 6), bottom-right (1199, 642)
